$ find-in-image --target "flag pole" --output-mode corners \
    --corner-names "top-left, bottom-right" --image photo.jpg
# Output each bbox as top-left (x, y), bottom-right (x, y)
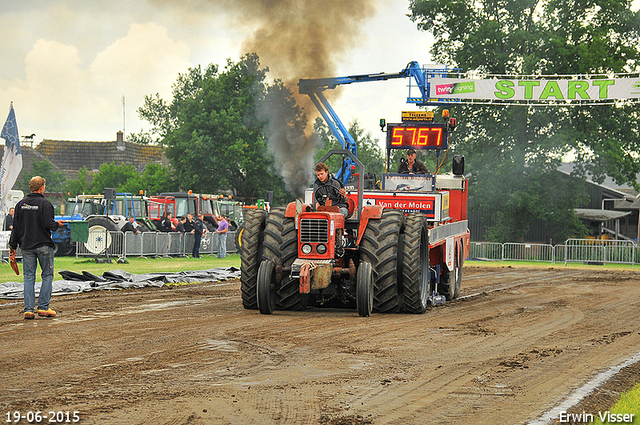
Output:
top-left (1, 102), bottom-right (24, 220)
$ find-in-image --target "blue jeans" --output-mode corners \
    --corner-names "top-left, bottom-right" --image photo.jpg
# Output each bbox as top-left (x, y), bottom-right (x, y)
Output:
top-left (192, 234), bottom-right (202, 258)
top-left (22, 245), bottom-right (55, 313)
top-left (217, 233), bottom-right (227, 258)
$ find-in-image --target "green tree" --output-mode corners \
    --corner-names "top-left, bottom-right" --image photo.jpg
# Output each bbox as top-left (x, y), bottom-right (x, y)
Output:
top-left (410, 0), bottom-right (640, 242)
top-left (17, 160), bottom-right (66, 193)
top-left (90, 163), bottom-right (141, 194)
top-left (66, 166), bottom-right (91, 197)
top-left (139, 163), bottom-right (179, 195)
top-left (136, 54), bottom-right (290, 204)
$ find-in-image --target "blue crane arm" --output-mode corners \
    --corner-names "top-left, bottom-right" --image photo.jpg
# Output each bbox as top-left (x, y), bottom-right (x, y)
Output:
top-left (299, 61), bottom-right (446, 184)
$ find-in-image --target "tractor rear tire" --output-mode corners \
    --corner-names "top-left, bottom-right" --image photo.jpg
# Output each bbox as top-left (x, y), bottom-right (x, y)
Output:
top-left (440, 241), bottom-right (462, 300)
top-left (137, 221), bottom-right (154, 233)
top-left (356, 261), bottom-right (374, 317)
top-left (85, 217), bottom-right (119, 255)
top-left (234, 222), bottom-right (244, 252)
top-left (262, 208), bottom-right (304, 310)
top-left (240, 209), bottom-right (267, 310)
top-left (402, 212), bottom-right (430, 314)
top-left (360, 209), bottom-right (404, 313)
top-left (256, 260), bottom-right (276, 314)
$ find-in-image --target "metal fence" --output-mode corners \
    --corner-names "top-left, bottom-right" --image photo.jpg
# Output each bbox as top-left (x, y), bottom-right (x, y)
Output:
top-left (76, 230), bottom-right (238, 259)
top-left (470, 239), bottom-right (638, 267)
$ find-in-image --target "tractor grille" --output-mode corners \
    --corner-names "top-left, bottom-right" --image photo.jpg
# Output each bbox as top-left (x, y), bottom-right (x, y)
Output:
top-left (300, 219), bottom-right (329, 243)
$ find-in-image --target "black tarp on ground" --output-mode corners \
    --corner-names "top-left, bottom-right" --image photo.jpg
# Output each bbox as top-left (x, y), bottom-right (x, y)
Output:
top-left (0, 267), bottom-right (240, 300)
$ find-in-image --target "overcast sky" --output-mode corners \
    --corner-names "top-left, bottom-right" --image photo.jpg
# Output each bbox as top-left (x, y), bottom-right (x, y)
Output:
top-left (1, 0), bottom-right (639, 151)
top-left (0, 0), bottom-right (437, 149)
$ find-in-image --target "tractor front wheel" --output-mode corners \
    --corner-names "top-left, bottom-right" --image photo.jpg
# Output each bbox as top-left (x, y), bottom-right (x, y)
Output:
top-left (256, 260), bottom-right (276, 315)
top-left (240, 209), bottom-right (267, 309)
top-left (356, 261), bottom-right (374, 317)
top-left (262, 208), bottom-right (303, 310)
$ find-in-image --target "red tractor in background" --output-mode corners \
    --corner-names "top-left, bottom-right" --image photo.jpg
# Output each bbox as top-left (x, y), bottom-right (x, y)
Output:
top-left (240, 113), bottom-right (469, 316)
top-left (148, 195), bottom-right (176, 230)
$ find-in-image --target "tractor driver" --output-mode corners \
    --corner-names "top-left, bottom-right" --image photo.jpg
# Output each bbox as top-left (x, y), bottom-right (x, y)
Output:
top-left (398, 148), bottom-right (429, 174)
top-left (313, 163), bottom-right (349, 218)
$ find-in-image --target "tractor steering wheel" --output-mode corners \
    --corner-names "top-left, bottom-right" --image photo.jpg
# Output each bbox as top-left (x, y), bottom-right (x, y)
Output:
top-left (314, 184), bottom-right (342, 206)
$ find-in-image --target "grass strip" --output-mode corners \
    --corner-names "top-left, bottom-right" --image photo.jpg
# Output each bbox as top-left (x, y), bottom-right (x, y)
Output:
top-left (0, 254), bottom-right (241, 284)
top-left (593, 382), bottom-right (640, 424)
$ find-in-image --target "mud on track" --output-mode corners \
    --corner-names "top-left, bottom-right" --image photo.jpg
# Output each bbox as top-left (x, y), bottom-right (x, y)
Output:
top-left (1, 265), bottom-right (640, 425)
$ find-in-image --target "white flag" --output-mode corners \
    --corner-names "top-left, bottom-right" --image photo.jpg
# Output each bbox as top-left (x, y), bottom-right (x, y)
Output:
top-left (0, 102), bottom-right (23, 211)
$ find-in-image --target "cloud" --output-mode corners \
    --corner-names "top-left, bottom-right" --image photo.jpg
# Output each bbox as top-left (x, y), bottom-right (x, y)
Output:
top-left (1, 22), bottom-right (191, 141)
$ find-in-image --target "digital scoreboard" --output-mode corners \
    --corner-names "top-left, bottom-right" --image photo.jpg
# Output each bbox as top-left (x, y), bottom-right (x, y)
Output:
top-left (386, 123), bottom-right (448, 150)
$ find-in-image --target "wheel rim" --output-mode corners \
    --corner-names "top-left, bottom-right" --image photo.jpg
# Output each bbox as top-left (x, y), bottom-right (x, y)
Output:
top-left (85, 225), bottom-right (112, 254)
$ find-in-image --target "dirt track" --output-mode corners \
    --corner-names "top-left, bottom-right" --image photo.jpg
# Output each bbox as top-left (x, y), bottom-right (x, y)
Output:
top-left (2, 265), bottom-right (640, 425)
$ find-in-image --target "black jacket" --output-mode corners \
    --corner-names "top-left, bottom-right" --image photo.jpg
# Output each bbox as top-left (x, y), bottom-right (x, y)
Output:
top-left (313, 174), bottom-right (348, 210)
top-left (9, 193), bottom-right (59, 250)
top-left (122, 222), bottom-right (138, 233)
top-left (194, 219), bottom-right (205, 237)
top-left (4, 214), bottom-right (13, 231)
top-left (398, 159), bottom-right (429, 174)
top-left (159, 216), bottom-right (172, 232)
top-left (183, 219), bottom-right (194, 233)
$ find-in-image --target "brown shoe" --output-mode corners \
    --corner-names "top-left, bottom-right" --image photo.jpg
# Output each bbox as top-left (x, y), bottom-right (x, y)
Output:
top-left (24, 311), bottom-right (35, 320)
top-left (37, 308), bottom-right (56, 317)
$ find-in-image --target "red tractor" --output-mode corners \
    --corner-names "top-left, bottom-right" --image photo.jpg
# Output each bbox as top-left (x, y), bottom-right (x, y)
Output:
top-left (241, 128), bottom-right (469, 316)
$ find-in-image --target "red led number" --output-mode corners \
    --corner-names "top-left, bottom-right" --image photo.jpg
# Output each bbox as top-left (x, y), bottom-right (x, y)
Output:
top-left (391, 126), bottom-right (443, 147)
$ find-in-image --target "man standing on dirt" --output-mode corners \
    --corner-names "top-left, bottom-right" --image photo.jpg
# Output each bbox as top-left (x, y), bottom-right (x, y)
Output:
top-left (9, 176), bottom-right (60, 320)
top-left (192, 213), bottom-right (205, 258)
top-left (216, 216), bottom-right (228, 259)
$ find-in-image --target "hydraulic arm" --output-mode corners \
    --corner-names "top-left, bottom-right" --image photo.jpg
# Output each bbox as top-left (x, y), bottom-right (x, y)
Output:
top-left (299, 62), bottom-right (458, 183)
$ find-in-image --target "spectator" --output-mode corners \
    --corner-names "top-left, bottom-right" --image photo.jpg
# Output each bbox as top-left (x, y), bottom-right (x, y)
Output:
top-left (4, 207), bottom-right (14, 231)
top-left (192, 213), bottom-right (205, 258)
top-left (9, 176), bottom-right (60, 319)
top-left (216, 216), bottom-right (229, 259)
top-left (160, 212), bottom-right (173, 232)
top-left (184, 213), bottom-right (194, 233)
top-left (121, 217), bottom-right (139, 234)
top-left (175, 217), bottom-right (186, 233)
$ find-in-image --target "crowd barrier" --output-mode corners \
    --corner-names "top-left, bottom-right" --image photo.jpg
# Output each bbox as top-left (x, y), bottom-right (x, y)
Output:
top-left (75, 230), bottom-right (238, 259)
top-left (3, 230), bottom-right (637, 267)
top-left (470, 239), bottom-right (637, 267)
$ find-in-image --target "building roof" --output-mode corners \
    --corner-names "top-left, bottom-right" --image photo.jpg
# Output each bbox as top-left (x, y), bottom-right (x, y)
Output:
top-left (574, 208), bottom-right (632, 221)
top-left (557, 163), bottom-right (638, 195)
top-left (0, 145), bottom-right (66, 188)
top-left (35, 137), bottom-right (166, 173)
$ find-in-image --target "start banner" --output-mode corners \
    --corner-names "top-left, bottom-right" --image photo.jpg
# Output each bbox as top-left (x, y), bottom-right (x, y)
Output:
top-left (430, 77), bottom-right (640, 101)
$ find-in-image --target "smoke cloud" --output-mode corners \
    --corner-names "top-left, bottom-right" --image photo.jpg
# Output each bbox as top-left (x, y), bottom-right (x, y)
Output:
top-left (149, 0), bottom-right (378, 196)
top-left (233, 0), bottom-right (377, 196)
top-left (258, 82), bottom-right (324, 198)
